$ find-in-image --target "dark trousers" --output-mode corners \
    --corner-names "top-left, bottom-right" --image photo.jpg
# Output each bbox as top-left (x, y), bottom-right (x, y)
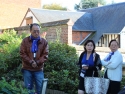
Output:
top-left (107, 80), bottom-right (120, 94)
top-left (104, 70), bottom-right (121, 94)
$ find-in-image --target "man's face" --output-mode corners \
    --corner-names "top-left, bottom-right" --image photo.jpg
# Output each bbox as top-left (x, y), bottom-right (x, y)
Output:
top-left (30, 25), bottom-right (40, 38)
top-left (109, 41), bottom-right (118, 52)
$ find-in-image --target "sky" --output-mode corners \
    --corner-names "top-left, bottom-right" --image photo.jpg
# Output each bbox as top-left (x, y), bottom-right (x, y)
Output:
top-left (42, 0), bottom-right (125, 11)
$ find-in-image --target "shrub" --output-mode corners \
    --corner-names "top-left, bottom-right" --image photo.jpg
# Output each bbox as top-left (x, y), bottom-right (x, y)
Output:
top-left (0, 77), bottom-right (28, 94)
top-left (44, 42), bottom-right (79, 94)
top-left (0, 30), bottom-right (27, 80)
top-left (0, 29), bottom-right (80, 94)
top-left (121, 75), bottom-right (125, 89)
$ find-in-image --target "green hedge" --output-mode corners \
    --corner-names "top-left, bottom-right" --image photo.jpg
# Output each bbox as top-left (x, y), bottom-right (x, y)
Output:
top-left (0, 30), bottom-right (25, 79)
top-left (0, 30), bottom-right (80, 94)
top-left (44, 42), bottom-right (79, 94)
top-left (0, 30), bottom-right (28, 93)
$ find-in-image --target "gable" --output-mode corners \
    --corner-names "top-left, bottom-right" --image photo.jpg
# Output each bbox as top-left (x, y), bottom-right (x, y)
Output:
top-left (21, 8), bottom-right (94, 31)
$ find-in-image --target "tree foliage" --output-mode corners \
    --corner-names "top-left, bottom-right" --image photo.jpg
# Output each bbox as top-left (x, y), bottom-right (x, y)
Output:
top-left (43, 3), bottom-right (67, 10)
top-left (74, 0), bottom-right (106, 10)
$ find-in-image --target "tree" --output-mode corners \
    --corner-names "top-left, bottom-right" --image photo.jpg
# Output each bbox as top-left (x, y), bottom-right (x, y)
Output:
top-left (74, 0), bottom-right (106, 10)
top-left (43, 3), bottom-right (67, 11)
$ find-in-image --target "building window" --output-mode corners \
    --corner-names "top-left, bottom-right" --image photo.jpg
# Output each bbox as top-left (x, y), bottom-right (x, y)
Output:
top-left (25, 16), bottom-right (33, 26)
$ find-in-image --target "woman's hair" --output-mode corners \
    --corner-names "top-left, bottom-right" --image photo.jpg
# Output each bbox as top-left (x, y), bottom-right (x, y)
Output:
top-left (30, 23), bottom-right (40, 31)
top-left (108, 39), bottom-right (119, 47)
top-left (84, 40), bottom-right (95, 53)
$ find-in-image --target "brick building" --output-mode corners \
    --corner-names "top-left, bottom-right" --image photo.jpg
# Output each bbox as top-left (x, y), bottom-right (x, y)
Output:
top-left (20, 8), bottom-right (93, 45)
top-left (0, 0), bottom-right (41, 29)
top-left (2, 2), bottom-right (125, 48)
top-left (20, 2), bottom-right (125, 48)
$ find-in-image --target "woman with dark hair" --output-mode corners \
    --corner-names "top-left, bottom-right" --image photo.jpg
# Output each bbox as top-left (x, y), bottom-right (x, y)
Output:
top-left (78, 40), bottom-right (102, 94)
top-left (101, 39), bottom-right (123, 94)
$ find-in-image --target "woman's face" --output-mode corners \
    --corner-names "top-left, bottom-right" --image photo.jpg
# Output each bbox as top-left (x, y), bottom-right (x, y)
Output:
top-left (109, 41), bottom-right (118, 52)
top-left (85, 42), bottom-right (94, 52)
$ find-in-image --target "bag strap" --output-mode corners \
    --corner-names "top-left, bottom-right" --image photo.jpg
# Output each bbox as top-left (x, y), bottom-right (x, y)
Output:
top-left (94, 53), bottom-right (100, 65)
top-left (92, 67), bottom-right (101, 77)
top-left (94, 67), bottom-right (106, 78)
top-left (92, 66), bottom-right (104, 78)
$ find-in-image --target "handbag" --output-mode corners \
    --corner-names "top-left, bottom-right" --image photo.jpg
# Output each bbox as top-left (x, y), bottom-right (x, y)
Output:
top-left (84, 70), bottom-right (110, 94)
top-left (118, 88), bottom-right (125, 94)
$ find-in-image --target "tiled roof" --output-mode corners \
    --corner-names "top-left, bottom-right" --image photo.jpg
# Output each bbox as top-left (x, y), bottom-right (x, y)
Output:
top-left (28, 8), bottom-right (94, 31)
top-left (0, 0), bottom-right (41, 29)
top-left (79, 2), bottom-right (125, 43)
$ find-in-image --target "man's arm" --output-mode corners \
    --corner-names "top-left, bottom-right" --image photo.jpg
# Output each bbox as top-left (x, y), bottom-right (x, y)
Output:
top-left (102, 54), bottom-right (123, 69)
top-left (36, 42), bottom-right (49, 65)
top-left (20, 39), bottom-right (33, 65)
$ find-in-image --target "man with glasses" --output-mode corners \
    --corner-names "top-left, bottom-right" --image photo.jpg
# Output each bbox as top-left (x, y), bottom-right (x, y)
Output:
top-left (20, 23), bottom-right (49, 94)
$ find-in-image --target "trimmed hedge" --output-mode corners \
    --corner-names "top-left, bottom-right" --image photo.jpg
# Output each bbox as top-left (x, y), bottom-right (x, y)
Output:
top-left (44, 42), bottom-right (79, 94)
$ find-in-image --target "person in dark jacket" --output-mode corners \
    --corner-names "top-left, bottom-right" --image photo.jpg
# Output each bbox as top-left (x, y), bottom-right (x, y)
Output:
top-left (20, 23), bottom-right (49, 94)
top-left (78, 40), bottom-right (102, 94)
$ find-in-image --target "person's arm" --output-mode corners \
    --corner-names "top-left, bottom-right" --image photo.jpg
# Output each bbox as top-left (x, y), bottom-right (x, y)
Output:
top-left (95, 56), bottom-right (102, 70)
top-left (105, 53), bottom-right (123, 69)
top-left (20, 39), bottom-right (33, 65)
top-left (36, 41), bottom-right (49, 65)
top-left (96, 56), bottom-right (102, 70)
top-left (101, 51), bottom-right (123, 69)
top-left (101, 54), bottom-right (110, 66)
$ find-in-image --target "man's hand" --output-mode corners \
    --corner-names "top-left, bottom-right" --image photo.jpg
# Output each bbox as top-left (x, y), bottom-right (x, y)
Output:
top-left (31, 60), bottom-right (38, 68)
top-left (104, 59), bottom-right (109, 62)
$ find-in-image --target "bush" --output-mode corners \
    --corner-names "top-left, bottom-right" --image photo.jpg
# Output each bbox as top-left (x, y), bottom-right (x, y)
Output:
top-left (121, 75), bottom-right (125, 89)
top-left (0, 77), bottom-right (28, 94)
top-left (0, 30), bottom-right (80, 94)
top-left (0, 30), bottom-right (27, 80)
top-left (44, 42), bottom-right (79, 94)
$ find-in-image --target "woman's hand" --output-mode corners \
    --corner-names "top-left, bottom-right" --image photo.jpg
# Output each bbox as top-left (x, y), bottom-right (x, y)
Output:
top-left (82, 66), bottom-right (89, 70)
